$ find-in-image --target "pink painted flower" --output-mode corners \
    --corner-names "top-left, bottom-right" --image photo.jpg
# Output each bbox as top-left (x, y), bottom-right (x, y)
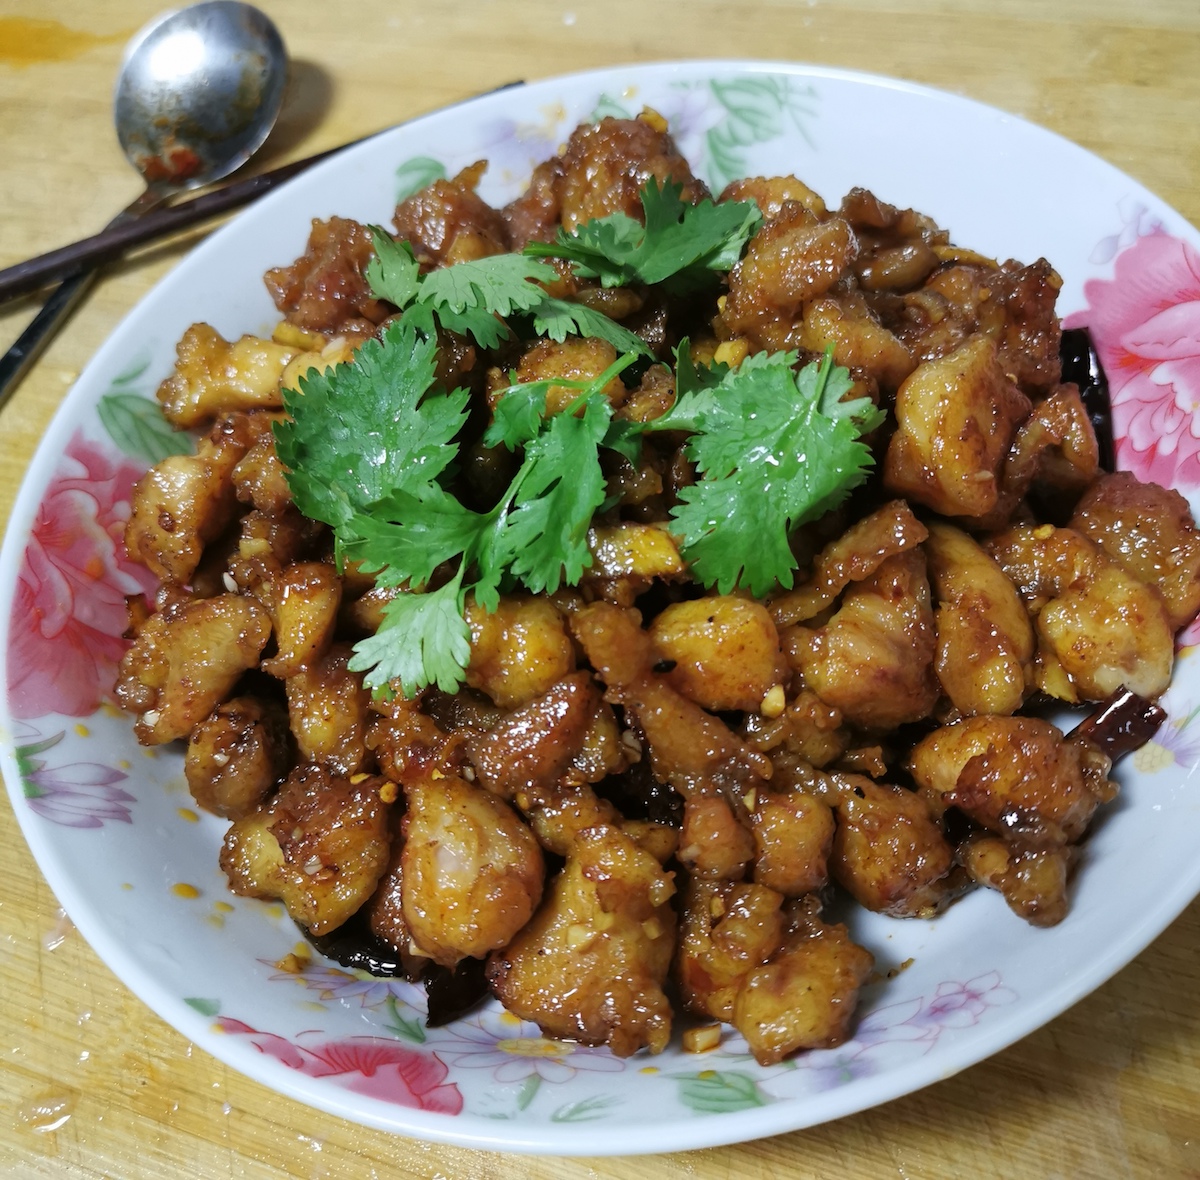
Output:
top-left (217, 1018), bottom-right (463, 1115)
top-left (6, 430), bottom-right (155, 720)
top-left (1064, 231), bottom-right (1200, 489)
top-left (19, 733), bottom-right (135, 828)
top-left (922, 972), bottom-right (1017, 1029)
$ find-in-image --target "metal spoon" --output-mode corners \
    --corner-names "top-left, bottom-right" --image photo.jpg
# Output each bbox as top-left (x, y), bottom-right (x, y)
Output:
top-left (0, 1), bottom-right (287, 408)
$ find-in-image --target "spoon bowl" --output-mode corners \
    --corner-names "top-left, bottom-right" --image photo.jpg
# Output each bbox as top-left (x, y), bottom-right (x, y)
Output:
top-left (115, 1), bottom-right (288, 193)
top-left (0, 1), bottom-right (288, 407)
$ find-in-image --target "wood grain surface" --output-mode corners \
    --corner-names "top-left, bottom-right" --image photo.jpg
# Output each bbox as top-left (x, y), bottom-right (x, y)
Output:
top-left (1, 2), bottom-right (1198, 1176)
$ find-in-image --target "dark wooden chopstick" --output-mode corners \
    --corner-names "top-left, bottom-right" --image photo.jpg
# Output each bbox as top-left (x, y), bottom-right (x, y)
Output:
top-left (0, 145), bottom-right (348, 304)
top-left (0, 79), bottom-right (528, 306)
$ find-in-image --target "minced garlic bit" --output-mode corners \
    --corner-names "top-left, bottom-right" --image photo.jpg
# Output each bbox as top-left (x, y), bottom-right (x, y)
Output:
top-left (760, 683), bottom-right (787, 719)
top-left (682, 1024), bottom-right (722, 1053)
top-left (713, 339), bottom-right (749, 368)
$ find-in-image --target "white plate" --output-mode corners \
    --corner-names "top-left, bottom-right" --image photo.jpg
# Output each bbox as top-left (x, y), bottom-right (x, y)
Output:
top-left (3, 61), bottom-right (1200, 1155)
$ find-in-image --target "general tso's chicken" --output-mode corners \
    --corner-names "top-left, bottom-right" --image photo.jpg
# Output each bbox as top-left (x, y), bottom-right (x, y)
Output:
top-left (749, 786), bottom-right (836, 898)
top-left (815, 773), bottom-right (958, 917)
top-left (487, 824), bottom-right (677, 1056)
top-left (742, 689), bottom-right (850, 768)
top-left (678, 796), bottom-right (756, 880)
top-left (796, 292), bottom-right (916, 395)
top-left (883, 334), bottom-right (1032, 518)
top-left (648, 595), bottom-right (785, 713)
top-left (392, 161), bottom-right (511, 268)
top-left (571, 601), bottom-right (772, 798)
top-left (464, 595), bottom-right (576, 708)
top-left (1071, 472), bottom-right (1200, 631)
top-left (769, 499), bottom-right (928, 626)
top-left (220, 763), bottom-right (392, 935)
top-left (924, 521), bottom-right (1034, 717)
top-left (986, 525), bottom-right (1174, 702)
top-left (582, 522), bottom-right (685, 606)
top-left (789, 549), bottom-right (939, 730)
top-left (231, 429), bottom-right (293, 517)
top-left (732, 902), bottom-right (874, 1066)
top-left (155, 323), bottom-right (299, 428)
top-left (719, 175), bottom-right (827, 220)
top-left (910, 716), bottom-right (1116, 847)
top-left (264, 216), bottom-right (389, 334)
top-left (401, 769), bottom-right (543, 967)
top-left (676, 878), bottom-right (785, 1021)
top-left (362, 813), bottom-right (428, 980)
top-left (184, 696), bottom-right (291, 819)
top-left (125, 411), bottom-right (271, 585)
top-left (958, 835), bottom-right (1074, 927)
top-left (467, 672), bottom-right (601, 801)
top-left (722, 203), bottom-right (858, 350)
top-left (261, 561), bottom-right (342, 679)
top-left (284, 643), bottom-right (371, 774)
top-left (115, 593), bottom-right (271, 744)
top-left (507, 336), bottom-right (628, 416)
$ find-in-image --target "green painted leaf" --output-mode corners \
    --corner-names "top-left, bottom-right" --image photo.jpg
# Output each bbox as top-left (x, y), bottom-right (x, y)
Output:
top-left (111, 355), bottom-right (151, 386)
top-left (97, 393), bottom-right (192, 464)
top-left (515, 1073), bottom-right (542, 1111)
top-left (589, 93), bottom-right (632, 122)
top-left (396, 155), bottom-right (447, 201)
top-left (184, 997), bottom-right (221, 1017)
top-left (550, 1094), bottom-right (621, 1123)
top-left (382, 995), bottom-right (427, 1044)
top-left (673, 1069), bottom-right (767, 1114)
top-left (705, 75), bottom-right (818, 189)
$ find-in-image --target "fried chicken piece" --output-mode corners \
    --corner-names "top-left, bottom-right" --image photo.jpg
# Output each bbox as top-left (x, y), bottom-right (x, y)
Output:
top-left (465, 595), bottom-right (576, 709)
top-left (488, 823), bottom-right (676, 1056)
top-left (676, 878), bottom-right (785, 1021)
top-left (115, 593), bottom-right (271, 744)
top-left (818, 773), bottom-right (959, 918)
top-left (958, 835), bottom-right (1074, 927)
top-left (884, 334), bottom-right (1033, 519)
top-left (789, 548), bottom-right (939, 730)
top-left (264, 216), bottom-right (388, 333)
top-left (732, 902), bottom-right (873, 1066)
top-left (986, 525), bottom-right (1174, 702)
top-left (220, 763), bottom-right (392, 935)
top-left (649, 595), bottom-right (785, 713)
top-left (910, 716), bottom-right (1116, 847)
top-left (185, 696), bottom-right (291, 819)
top-left (401, 769), bottom-right (543, 967)
top-left (1071, 472), bottom-right (1200, 632)
top-left (749, 787), bottom-right (835, 898)
top-left (284, 643), bottom-right (371, 775)
top-left (393, 162), bottom-right (511, 267)
top-left (925, 521), bottom-right (1034, 717)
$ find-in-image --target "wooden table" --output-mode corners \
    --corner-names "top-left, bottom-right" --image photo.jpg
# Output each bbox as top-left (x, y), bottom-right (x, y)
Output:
top-left (2, 1), bottom-right (1198, 1175)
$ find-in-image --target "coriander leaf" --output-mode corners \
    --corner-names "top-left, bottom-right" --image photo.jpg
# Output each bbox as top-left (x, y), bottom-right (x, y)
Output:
top-left (531, 296), bottom-right (651, 356)
top-left (500, 396), bottom-right (612, 594)
top-left (428, 303), bottom-right (513, 350)
top-left (365, 228), bottom-right (421, 309)
top-left (274, 318), bottom-right (468, 529)
top-left (525, 179), bottom-right (761, 293)
top-left (601, 417), bottom-right (644, 465)
top-left (348, 574), bottom-right (470, 695)
top-left (483, 384), bottom-right (549, 449)
top-left (340, 485), bottom-right (489, 591)
top-left (668, 351), bottom-right (880, 596)
top-left (484, 350), bottom-right (640, 450)
top-left (418, 254), bottom-right (557, 317)
top-left (525, 211), bottom-right (643, 286)
top-left (634, 181), bottom-right (761, 288)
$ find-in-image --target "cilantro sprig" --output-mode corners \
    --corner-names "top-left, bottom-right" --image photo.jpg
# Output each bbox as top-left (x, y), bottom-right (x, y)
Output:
top-left (275, 192), bottom-right (880, 697)
top-left (366, 229), bottom-right (649, 356)
top-left (525, 179), bottom-right (761, 292)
